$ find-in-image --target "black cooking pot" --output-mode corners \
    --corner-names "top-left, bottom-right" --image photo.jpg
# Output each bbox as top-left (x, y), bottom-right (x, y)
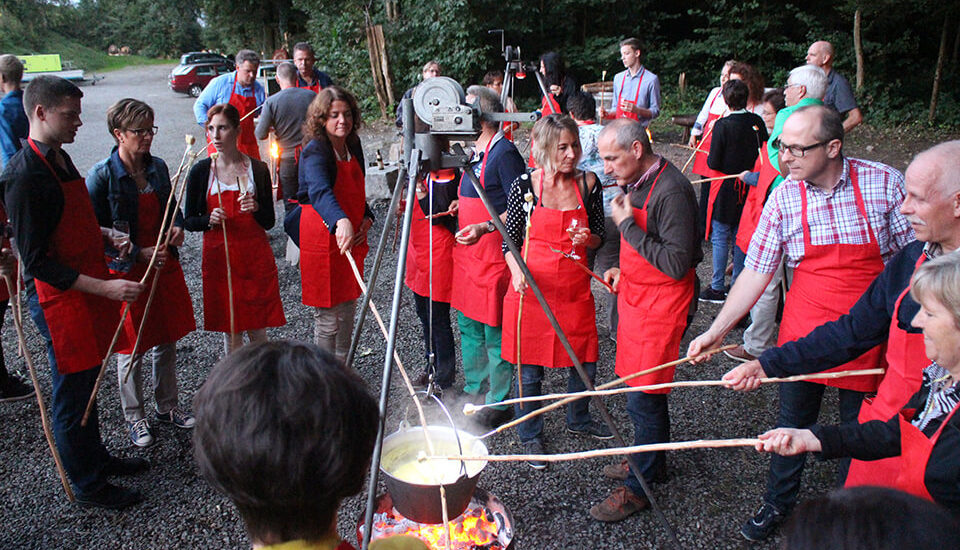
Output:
top-left (380, 425), bottom-right (488, 524)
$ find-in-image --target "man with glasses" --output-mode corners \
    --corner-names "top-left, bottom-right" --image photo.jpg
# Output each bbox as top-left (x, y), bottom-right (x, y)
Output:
top-left (687, 105), bottom-right (914, 541)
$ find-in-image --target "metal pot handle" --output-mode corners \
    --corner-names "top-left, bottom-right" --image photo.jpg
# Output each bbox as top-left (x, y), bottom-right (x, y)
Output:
top-left (419, 391), bottom-right (470, 480)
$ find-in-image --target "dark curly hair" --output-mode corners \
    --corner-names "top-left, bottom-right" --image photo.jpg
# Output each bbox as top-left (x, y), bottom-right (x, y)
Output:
top-left (302, 85), bottom-right (362, 145)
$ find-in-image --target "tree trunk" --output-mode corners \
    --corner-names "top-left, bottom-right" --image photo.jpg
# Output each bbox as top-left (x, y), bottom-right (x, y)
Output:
top-left (366, 23), bottom-right (389, 119)
top-left (952, 18), bottom-right (959, 64)
top-left (929, 16), bottom-right (949, 124)
top-left (854, 8), bottom-right (864, 92)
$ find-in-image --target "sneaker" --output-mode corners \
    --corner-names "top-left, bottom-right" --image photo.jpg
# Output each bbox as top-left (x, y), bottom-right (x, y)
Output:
top-left (76, 482), bottom-right (143, 510)
top-left (127, 419), bottom-right (154, 447)
top-left (723, 345), bottom-right (757, 363)
top-left (699, 287), bottom-right (727, 304)
top-left (0, 374), bottom-right (34, 403)
top-left (740, 502), bottom-right (786, 541)
top-left (155, 407), bottom-right (196, 429)
top-left (103, 456), bottom-right (151, 477)
top-left (568, 420), bottom-right (614, 440)
top-left (602, 459), bottom-right (630, 480)
top-left (523, 439), bottom-right (548, 470)
top-left (478, 406), bottom-right (513, 430)
top-left (589, 486), bottom-right (649, 522)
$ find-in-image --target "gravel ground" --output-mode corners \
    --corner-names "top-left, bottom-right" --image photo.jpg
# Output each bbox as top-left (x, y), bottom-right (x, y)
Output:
top-left (0, 64), bottom-right (945, 549)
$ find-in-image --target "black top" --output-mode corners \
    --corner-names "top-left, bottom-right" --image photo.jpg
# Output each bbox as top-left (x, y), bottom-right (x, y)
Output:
top-left (502, 170), bottom-right (605, 254)
top-left (1, 139), bottom-right (80, 290)
top-left (419, 170), bottom-right (460, 235)
top-left (182, 157), bottom-right (275, 232)
top-left (706, 111), bottom-right (768, 226)
top-left (297, 135), bottom-right (373, 234)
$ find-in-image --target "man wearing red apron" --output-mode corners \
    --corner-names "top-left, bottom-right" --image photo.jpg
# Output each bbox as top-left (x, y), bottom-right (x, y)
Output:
top-left (725, 141), bottom-right (960, 491)
top-left (2, 76), bottom-right (147, 508)
top-left (193, 49), bottom-right (265, 160)
top-left (589, 118), bottom-right (701, 522)
top-left (689, 106), bottom-right (915, 540)
top-left (450, 86), bottom-right (525, 430)
top-left (292, 42), bottom-right (334, 93)
top-left (599, 38), bottom-right (660, 128)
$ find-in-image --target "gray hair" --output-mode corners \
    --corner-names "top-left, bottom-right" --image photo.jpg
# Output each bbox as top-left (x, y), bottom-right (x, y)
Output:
top-left (276, 62), bottom-right (298, 84)
top-left (598, 118), bottom-right (651, 154)
top-left (236, 49), bottom-right (260, 67)
top-left (465, 84), bottom-right (503, 131)
top-left (913, 140), bottom-right (960, 197)
top-left (788, 64), bottom-right (827, 100)
top-left (0, 54), bottom-right (23, 84)
top-left (911, 250), bottom-right (960, 330)
top-left (292, 42), bottom-right (315, 56)
top-left (531, 114), bottom-right (580, 174)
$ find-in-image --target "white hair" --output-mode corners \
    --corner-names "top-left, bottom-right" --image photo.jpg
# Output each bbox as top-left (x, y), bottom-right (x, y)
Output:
top-left (788, 64), bottom-right (828, 100)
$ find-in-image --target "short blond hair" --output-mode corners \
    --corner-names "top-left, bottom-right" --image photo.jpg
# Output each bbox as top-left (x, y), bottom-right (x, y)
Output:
top-left (531, 114), bottom-right (580, 174)
top-left (911, 250), bottom-right (960, 330)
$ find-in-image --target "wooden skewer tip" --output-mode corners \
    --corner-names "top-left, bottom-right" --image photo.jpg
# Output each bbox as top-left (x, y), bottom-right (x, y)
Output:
top-left (185, 134), bottom-right (196, 145)
top-left (462, 403), bottom-right (478, 415)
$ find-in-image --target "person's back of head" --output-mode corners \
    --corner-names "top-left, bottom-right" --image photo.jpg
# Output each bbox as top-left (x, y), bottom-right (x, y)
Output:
top-left (23, 75), bottom-right (82, 120)
top-left (566, 91), bottom-right (596, 122)
top-left (722, 80), bottom-right (749, 112)
top-left (783, 487), bottom-right (959, 550)
top-left (599, 117), bottom-right (652, 157)
top-left (193, 341), bottom-right (379, 546)
top-left (465, 85), bottom-right (504, 132)
top-left (275, 62), bottom-right (298, 88)
top-left (0, 54), bottom-right (24, 87)
top-left (788, 64), bottom-right (828, 101)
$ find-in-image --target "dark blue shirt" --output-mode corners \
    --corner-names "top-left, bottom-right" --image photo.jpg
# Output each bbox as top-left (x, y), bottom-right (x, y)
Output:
top-left (460, 135), bottom-right (525, 216)
top-left (0, 90), bottom-right (28, 169)
top-left (297, 68), bottom-right (333, 90)
top-left (760, 239), bottom-right (925, 377)
top-left (297, 137), bottom-right (372, 233)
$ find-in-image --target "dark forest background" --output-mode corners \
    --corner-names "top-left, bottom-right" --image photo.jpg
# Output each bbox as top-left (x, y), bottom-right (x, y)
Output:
top-left (2, 0), bottom-right (958, 126)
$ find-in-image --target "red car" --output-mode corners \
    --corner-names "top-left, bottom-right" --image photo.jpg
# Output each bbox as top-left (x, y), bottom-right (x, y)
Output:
top-left (169, 62), bottom-right (233, 97)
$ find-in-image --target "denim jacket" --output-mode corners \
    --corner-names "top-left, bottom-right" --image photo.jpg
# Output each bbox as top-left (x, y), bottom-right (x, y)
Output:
top-left (87, 147), bottom-right (183, 267)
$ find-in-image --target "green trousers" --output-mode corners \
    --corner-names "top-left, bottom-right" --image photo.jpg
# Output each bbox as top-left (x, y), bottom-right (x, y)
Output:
top-left (458, 312), bottom-right (512, 409)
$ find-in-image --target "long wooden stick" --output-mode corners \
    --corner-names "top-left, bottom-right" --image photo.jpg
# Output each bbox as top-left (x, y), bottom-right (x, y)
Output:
top-left (689, 173), bottom-right (742, 185)
top-left (238, 103), bottom-right (263, 123)
top-left (465, 368), bottom-right (886, 415)
top-left (214, 159), bottom-right (236, 336)
top-left (424, 438), bottom-right (761, 464)
top-left (549, 247), bottom-right (614, 292)
top-left (515, 192), bottom-right (534, 399)
top-left (681, 111), bottom-right (725, 173)
top-left (479, 345), bottom-right (736, 438)
top-left (4, 276), bottom-right (74, 501)
top-left (82, 138), bottom-right (197, 426)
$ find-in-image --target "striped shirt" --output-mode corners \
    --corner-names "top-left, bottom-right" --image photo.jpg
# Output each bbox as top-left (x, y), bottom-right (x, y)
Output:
top-left (745, 157), bottom-right (914, 273)
top-left (914, 362), bottom-right (960, 431)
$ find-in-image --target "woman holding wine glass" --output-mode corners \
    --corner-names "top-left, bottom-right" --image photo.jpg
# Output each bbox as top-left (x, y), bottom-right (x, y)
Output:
top-left (184, 103), bottom-right (286, 355)
top-left (87, 98), bottom-right (196, 448)
top-left (500, 114), bottom-right (608, 469)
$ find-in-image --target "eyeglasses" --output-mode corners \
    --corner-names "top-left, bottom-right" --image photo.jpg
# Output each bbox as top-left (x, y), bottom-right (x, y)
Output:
top-left (783, 83), bottom-right (801, 90)
top-left (773, 138), bottom-right (830, 158)
top-left (127, 126), bottom-right (159, 137)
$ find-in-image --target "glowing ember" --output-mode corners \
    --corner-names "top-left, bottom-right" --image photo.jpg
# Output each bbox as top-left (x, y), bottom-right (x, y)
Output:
top-left (270, 141), bottom-right (280, 159)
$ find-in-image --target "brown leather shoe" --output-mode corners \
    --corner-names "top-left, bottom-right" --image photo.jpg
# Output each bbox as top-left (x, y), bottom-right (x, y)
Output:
top-left (602, 459), bottom-right (630, 480)
top-left (589, 487), bottom-right (649, 522)
top-left (723, 345), bottom-right (757, 363)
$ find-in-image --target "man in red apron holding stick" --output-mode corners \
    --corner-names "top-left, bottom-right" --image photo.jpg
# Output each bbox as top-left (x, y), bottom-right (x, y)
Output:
top-left (598, 38), bottom-right (660, 128)
top-left (589, 118), bottom-right (701, 522)
top-left (193, 49), bottom-right (265, 160)
top-left (688, 106), bottom-right (915, 540)
top-left (2, 76), bottom-right (147, 509)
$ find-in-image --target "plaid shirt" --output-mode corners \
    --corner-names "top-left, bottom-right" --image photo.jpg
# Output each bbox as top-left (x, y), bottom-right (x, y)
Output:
top-left (745, 157), bottom-right (914, 273)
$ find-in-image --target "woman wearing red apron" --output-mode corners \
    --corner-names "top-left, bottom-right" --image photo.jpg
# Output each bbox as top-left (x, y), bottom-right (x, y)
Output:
top-left (405, 168), bottom-right (458, 390)
top-left (501, 116), bottom-right (608, 468)
top-left (758, 251), bottom-right (960, 515)
top-left (185, 104), bottom-right (285, 355)
top-left (87, 99), bottom-right (197, 448)
top-left (297, 87), bottom-right (373, 361)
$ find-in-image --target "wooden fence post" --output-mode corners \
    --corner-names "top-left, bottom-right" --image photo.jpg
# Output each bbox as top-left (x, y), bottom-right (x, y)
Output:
top-left (929, 16), bottom-right (949, 124)
top-left (854, 9), bottom-right (864, 93)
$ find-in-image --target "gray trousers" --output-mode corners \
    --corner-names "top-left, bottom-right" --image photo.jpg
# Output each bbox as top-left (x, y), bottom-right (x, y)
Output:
top-left (116, 343), bottom-right (178, 423)
top-left (314, 300), bottom-right (356, 362)
top-left (743, 262), bottom-right (791, 357)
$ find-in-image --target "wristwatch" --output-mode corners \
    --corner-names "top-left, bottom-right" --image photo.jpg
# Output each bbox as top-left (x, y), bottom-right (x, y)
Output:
top-left (485, 220), bottom-right (496, 233)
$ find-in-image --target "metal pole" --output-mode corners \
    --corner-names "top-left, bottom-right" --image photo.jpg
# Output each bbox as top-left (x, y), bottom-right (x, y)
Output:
top-left (453, 145), bottom-right (681, 546)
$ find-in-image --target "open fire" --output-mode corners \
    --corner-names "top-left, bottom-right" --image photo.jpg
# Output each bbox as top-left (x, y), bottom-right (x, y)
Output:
top-left (358, 489), bottom-right (513, 550)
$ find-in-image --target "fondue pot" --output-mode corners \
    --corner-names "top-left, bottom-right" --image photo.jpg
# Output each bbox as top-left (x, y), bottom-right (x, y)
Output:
top-left (380, 425), bottom-right (488, 524)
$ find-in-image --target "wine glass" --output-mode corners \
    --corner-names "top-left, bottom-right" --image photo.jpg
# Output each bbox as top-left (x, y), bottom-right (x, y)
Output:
top-left (113, 221), bottom-right (130, 259)
top-left (566, 218), bottom-right (581, 260)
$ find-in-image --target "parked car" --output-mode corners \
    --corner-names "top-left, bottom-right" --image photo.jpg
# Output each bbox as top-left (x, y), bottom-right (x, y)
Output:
top-left (179, 52), bottom-right (233, 68)
top-left (169, 62), bottom-right (233, 97)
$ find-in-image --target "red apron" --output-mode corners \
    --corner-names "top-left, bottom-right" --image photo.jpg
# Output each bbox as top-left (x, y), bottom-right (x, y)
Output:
top-left (615, 68), bottom-right (646, 121)
top-left (27, 138), bottom-right (122, 374)
top-left (895, 402), bottom-right (960, 501)
top-left (777, 168), bottom-right (886, 391)
top-left (297, 75), bottom-right (321, 93)
top-left (450, 140), bottom-right (510, 326)
top-left (703, 176), bottom-right (748, 240)
top-left (615, 164), bottom-right (695, 391)
top-left (736, 143), bottom-right (782, 252)
top-left (404, 170), bottom-right (456, 302)
top-left (846, 253), bottom-right (929, 487)
top-left (501, 175), bottom-right (598, 367)
top-left (300, 156), bottom-right (369, 308)
top-left (201, 173), bottom-right (285, 332)
top-left (206, 76), bottom-right (261, 160)
top-left (113, 193), bottom-right (195, 353)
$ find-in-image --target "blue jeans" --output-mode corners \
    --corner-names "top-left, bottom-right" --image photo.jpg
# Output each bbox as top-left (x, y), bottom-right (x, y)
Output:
top-left (412, 292), bottom-right (456, 389)
top-left (624, 392), bottom-right (669, 495)
top-left (710, 220), bottom-right (745, 291)
top-left (763, 381), bottom-right (864, 511)
top-left (28, 291), bottom-right (112, 495)
top-left (514, 362), bottom-right (596, 442)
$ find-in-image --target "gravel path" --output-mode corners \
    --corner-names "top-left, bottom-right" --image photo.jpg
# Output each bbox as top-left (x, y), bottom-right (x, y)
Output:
top-left (0, 64), bottom-right (879, 549)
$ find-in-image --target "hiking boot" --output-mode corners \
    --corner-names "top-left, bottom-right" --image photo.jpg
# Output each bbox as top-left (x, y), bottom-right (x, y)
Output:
top-left (523, 439), bottom-right (548, 470)
top-left (155, 407), bottom-right (195, 429)
top-left (602, 459), bottom-right (630, 480)
top-left (740, 502), bottom-right (786, 541)
top-left (567, 420), bottom-right (614, 440)
top-left (723, 345), bottom-right (757, 363)
top-left (127, 419), bottom-right (154, 447)
top-left (76, 483), bottom-right (143, 510)
top-left (478, 406), bottom-right (513, 430)
top-left (589, 486), bottom-right (649, 522)
top-left (0, 374), bottom-right (34, 403)
top-left (699, 287), bottom-right (727, 304)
